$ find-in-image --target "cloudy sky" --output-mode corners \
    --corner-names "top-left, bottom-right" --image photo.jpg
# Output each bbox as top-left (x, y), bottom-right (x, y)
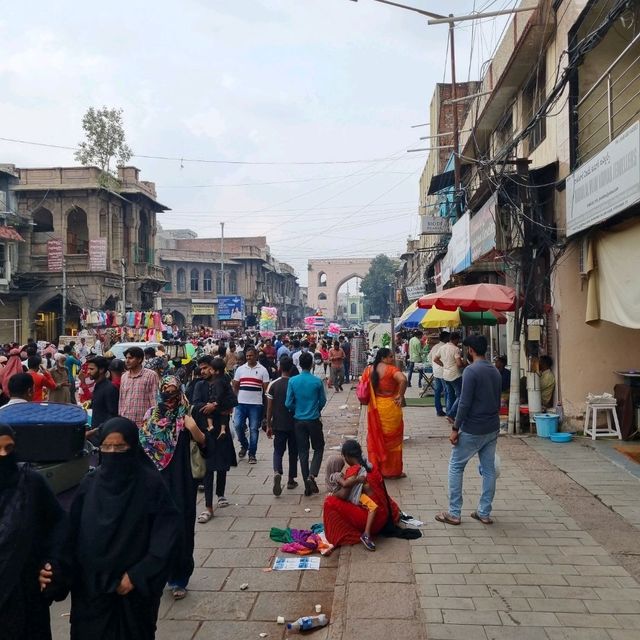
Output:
top-left (0, 0), bottom-right (514, 285)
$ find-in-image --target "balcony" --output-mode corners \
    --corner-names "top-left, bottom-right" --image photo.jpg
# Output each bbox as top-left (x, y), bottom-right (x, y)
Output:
top-left (575, 30), bottom-right (640, 166)
top-left (134, 262), bottom-right (166, 281)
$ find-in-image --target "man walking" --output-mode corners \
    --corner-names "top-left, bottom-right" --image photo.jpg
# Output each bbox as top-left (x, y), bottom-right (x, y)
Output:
top-left (339, 335), bottom-right (351, 383)
top-left (435, 334), bottom-right (501, 526)
top-left (266, 356), bottom-right (298, 495)
top-left (407, 330), bottom-right (423, 389)
top-left (232, 346), bottom-right (270, 464)
top-left (85, 356), bottom-right (119, 440)
top-left (285, 352), bottom-right (327, 496)
top-left (434, 331), bottom-right (464, 417)
top-left (430, 331), bottom-right (449, 417)
top-left (118, 346), bottom-right (159, 427)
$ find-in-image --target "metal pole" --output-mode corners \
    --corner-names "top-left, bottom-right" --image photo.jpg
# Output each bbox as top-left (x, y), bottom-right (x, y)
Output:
top-left (449, 16), bottom-right (461, 203)
top-left (121, 258), bottom-right (126, 311)
top-left (61, 257), bottom-right (67, 338)
top-left (220, 222), bottom-right (225, 296)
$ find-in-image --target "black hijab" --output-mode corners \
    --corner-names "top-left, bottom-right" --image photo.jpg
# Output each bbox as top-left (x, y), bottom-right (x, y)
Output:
top-left (75, 417), bottom-right (156, 596)
top-left (0, 423), bottom-right (32, 608)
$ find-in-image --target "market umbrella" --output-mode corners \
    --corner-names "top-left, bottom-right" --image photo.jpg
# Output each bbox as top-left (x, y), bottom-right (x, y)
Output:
top-left (398, 303), bottom-right (505, 329)
top-left (417, 283), bottom-right (517, 312)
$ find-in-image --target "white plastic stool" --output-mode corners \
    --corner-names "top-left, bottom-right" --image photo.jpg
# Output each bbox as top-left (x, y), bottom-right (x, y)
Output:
top-left (583, 402), bottom-right (622, 440)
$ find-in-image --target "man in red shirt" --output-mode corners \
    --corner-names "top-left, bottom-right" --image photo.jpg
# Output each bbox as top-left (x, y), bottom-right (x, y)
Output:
top-left (27, 355), bottom-right (58, 402)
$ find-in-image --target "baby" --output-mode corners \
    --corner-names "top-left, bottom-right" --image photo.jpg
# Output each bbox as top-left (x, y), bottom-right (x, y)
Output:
top-left (325, 440), bottom-right (378, 551)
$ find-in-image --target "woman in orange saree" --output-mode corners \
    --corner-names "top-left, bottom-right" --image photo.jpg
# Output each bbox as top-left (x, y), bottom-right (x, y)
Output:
top-left (361, 347), bottom-right (408, 478)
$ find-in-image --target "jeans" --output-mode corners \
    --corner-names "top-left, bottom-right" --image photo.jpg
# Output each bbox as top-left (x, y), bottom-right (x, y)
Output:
top-left (294, 419), bottom-right (325, 479)
top-left (433, 376), bottom-right (448, 414)
top-left (273, 430), bottom-right (298, 480)
top-left (407, 360), bottom-right (417, 387)
top-left (203, 470), bottom-right (227, 508)
top-left (233, 403), bottom-right (264, 457)
top-left (445, 377), bottom-right (462, 416)
top-left (344, 359), bottom-right (350, 383)
top-left (448, 430), bottom-right (498, 519)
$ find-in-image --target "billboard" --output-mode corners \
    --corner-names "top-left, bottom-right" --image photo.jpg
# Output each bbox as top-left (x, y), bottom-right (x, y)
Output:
top-left (218, 295), bottom-right (245, 321)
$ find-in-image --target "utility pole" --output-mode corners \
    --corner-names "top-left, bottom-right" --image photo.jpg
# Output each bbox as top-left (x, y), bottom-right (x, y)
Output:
top-left (220, 222), bottom-right (225, 296)
top-left (121, 258), bottom-right (126, 311)
top-left (61, 257), bottom-right (67, 338)
top-left (448, 15), bottom-right (461, 203)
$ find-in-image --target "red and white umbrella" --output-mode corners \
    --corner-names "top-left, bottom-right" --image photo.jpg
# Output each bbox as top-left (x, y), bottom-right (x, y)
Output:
top-left (417, 283), bottom-right (518, 312)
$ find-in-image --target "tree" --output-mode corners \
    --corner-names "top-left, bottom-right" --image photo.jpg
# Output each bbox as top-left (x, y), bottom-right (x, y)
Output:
top-left (74, 107), bottom-right (133, 177)
top-left (360, 254), bottom-right (399, 320)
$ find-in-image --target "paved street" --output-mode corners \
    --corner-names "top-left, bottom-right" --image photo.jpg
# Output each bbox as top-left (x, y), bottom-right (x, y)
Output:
top-left (51, 383), bottom-right (640, 640)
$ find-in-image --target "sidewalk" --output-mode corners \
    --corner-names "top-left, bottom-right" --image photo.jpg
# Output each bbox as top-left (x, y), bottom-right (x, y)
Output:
top-left (333, 383), bottom-right (640, 640)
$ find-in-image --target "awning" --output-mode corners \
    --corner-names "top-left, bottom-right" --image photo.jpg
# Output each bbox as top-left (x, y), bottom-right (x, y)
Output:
top-left (0, 226), bottom-right (25, 242)
top-left (427, 170), bottom-right (455, 195)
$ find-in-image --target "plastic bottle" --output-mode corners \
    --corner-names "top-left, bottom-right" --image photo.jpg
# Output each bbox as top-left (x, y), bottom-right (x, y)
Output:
top-left (287, 614), bottom-right (328, 632)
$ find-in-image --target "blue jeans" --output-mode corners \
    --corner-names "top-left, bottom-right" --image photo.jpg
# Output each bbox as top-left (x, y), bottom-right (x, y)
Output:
top-left (448, 430), bottom-right (498, 519)
top-left (344, 359), bottom-right (350, 383)
top-left (433, 376), bottom-right (448, 414)
top-left (407, 361), bottom-right (420, 387)
top-left (233, 403), bottom-right (264, 457)
top-left (445, 377), bottom-right (462, 416)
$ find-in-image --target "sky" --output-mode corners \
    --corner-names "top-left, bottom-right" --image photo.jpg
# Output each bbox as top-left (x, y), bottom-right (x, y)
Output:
top-left (0, 0), bottom-right (516, 286)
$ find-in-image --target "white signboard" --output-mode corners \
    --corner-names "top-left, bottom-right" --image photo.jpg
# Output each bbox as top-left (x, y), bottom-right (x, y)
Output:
top-left (405, 284), bottom-right (425, 301)
top-left (566, 121), bottom-right (640, 236)
top-left (441, 213), bottom-right (471, 286)
top-left (421, 215), bottom-right (451, 235)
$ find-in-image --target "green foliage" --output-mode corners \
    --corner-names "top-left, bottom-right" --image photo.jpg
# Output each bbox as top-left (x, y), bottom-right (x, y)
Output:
top-left (74, 107), bottom-right (133, 178)
top-left (360, 254), bottom-right (399, 320)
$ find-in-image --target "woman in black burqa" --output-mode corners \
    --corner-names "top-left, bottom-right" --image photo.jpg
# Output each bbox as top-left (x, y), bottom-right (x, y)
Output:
top-left (0, 423), bottom-right (67, 640)
top-left (66, 417), bottom-right (180, 640)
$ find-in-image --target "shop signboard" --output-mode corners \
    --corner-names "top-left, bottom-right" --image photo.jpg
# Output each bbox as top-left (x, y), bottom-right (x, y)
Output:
top-left (89, 238), bottom-right (108, 271)
top-left (441, 212), bottom-right (471, 286)
top-left (420, 215), bottom-right (451, 235)
top-left (191, 298), bottom-right (216, 315)
top-left (405, 284), bottom-right (425, 301)
top-left (218, 295), bottom-right (245, 321)
top-left (470, 193), bottom-right (497, 261)
top-left (566, 120), bottom-right (640, 236)
top-left (47, 238), bottom-right (63, 272)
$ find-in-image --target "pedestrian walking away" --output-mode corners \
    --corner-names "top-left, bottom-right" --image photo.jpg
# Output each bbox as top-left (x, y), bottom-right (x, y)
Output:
top-left (328, 341), bottom-right (345, 391)
top-left (266, 356), bottom-right (298, 496)
top-left (118, 347), bottom-right (160, 428)
top-left (429, 331), bottom-right (450, 416)
top-left (434, 331), bottom-right (464, 418)
top-left (406, 330), bottom-right (423, 389)
top-left (232, 346), bottom-right (270, 464)
top-left (285, 351), bottom-right (327, 496)
top-left (435, 334), bottom-right (501, 526)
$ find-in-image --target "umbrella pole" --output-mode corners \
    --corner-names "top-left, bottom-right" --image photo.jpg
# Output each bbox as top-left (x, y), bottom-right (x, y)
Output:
top-left (508, 270), bottom-right (522, 434)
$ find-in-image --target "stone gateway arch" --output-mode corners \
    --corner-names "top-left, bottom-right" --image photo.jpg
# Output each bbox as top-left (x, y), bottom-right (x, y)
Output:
top-left (307, 258), bottom-right (373, 321)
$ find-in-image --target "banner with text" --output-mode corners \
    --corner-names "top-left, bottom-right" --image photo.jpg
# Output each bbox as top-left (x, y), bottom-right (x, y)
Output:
top-left (47, 239), bottom-right (63, 272)
top-left (218, 295), bottom-right (245, 321)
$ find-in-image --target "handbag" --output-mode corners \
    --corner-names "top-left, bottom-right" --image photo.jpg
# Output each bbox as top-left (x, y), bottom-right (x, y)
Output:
top-left (189, 439), bottom-right (206, 480)
top-left (356, 367), bottom-right (372, 405)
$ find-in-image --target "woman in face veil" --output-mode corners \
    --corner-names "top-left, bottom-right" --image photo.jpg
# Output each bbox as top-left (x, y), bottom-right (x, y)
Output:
top-left (0, 423), bottom-right (68, 640)
top-left (68, 417), bottom-right (180, 640)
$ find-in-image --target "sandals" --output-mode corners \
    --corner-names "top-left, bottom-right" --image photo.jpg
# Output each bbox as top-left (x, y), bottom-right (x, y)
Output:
top-left (217, 496), bottom-right (229, 508)
top-left (197, 510), bottom-right (213, 523)
top-left (470, 511), bottom-right (494, 525)
top-left (360, 534), bottom-right (376, 551)
top-left (435, 512), bottom-right (461, 525)
top-left (172, 587), bottom-right (187, 600)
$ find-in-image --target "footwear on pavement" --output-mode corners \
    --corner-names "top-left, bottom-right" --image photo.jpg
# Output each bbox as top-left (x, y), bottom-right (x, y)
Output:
top-left (304, 478), bottom-right (313, 496)
top-left (197, 510), bottom-right (213, 523)
top-left (308, 476), bottom-right (319, 494)
top-left (217, 496), bottom-right (229, 507)
top-left (287, 479), bottom-right (299, 490)
top-left (248, 456), bottom-right (257, 465)
top-left (360, 534), bottom-right (376, 551)
top-left (435, 511), bottom-right (461, 525)
top-left (273, 473), bottom-right (282, 496)
top-left (238, 447), bottom-right (247, 459)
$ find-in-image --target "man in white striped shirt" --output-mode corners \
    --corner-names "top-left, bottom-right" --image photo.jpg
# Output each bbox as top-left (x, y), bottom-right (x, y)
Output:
top-left (232, 346), bottom-right (270, 464)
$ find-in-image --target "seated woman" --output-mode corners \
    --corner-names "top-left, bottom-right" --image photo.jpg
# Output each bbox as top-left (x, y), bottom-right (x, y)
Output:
top-left (322, 449), bottom-right (401, 547)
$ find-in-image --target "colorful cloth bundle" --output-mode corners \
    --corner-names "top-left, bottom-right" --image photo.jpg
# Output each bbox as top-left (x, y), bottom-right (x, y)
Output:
top-left (259, 306), bottom-right (277, 338)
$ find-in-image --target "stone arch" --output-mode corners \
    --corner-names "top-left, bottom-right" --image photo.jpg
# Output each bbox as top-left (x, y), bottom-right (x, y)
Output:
top-left (190, 268), bottom-right (199, 291)
top-left (67, 207), bottom-right (89, 254)
top-left (318, 292), bottom-right (327, 300)
top-left (318, 271), bottom-right (327, 287)
top-left (171, 310), bottom-right (186, 327)
top-left (177, 268), bottom-right (186, 292)
top-left (307, 258), bottom-right (372, 321)
top-left (33, 207), bottom-right (54, 232)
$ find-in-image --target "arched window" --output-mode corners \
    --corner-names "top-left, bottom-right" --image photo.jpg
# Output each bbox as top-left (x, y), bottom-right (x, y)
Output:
top-left (33, 207), bottom-right (53, 232)
top-left (350, 302), bottom-right (357, 315)
top-left (318, 272), bottom-right (327, 287)
top-left (177, 268), bottom-right (186, 292)
top-left (164, 267), bottom-right (172, 291)
top-left (190, 269), bottom-right (199, 291)
top-left (203, 269), bottom-right (212, 292)
top-left (228, 270), bottom-right (237, 294)
top-left (318, 292), bottom-right (327, 301)
top-left (67, 208), bottom-right (88, 254)
top-left (138, 210), bottom-right (150, 263)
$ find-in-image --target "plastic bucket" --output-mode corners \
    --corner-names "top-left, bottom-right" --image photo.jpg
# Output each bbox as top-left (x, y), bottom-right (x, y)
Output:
top-left (533, 413), bottom-right (559, 438)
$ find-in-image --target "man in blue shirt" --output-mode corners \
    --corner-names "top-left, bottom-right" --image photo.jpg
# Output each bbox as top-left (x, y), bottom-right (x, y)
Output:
top-left (435, 334), bottom-right (501, 526)
top-left (276, 338), bottom-right (291, 362)
top-left (285, 351), bottom-right (327, 496)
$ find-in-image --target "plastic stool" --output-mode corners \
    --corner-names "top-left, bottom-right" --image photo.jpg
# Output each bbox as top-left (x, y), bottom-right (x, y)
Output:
top-left (583, 402), bottom-right (622, 440)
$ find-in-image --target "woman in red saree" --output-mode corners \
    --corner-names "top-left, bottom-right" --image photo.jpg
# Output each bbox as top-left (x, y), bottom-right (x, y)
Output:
top-left (361, 347), bottom-right (407, 478)
top-left (323, 463), bottom-right (400, 546)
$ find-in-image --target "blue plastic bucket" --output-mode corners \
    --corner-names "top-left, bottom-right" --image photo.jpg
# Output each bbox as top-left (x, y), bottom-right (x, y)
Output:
top-left (534, 413), bottom-right (559, 438)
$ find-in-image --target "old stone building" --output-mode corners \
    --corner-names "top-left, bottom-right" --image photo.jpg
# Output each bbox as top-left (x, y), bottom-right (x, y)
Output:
top-left (11, 165), bottom-right (166, 341)
top-left (158, 230), bottom-right (303, 329)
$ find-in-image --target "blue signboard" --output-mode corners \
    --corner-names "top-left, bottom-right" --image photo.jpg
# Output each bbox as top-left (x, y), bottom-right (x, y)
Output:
top-left (218, 296), bottom-right (245, 321)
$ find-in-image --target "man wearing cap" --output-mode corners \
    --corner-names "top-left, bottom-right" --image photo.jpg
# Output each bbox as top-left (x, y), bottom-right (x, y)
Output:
top-left (435, 334), bottom-right (501, 526)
